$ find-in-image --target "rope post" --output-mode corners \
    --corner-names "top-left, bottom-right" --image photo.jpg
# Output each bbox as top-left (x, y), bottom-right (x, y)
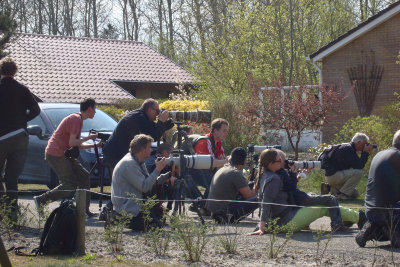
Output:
top-left (76, 189), bottom-right (86, 255)
top-left (0, 235), bottom-right (11, 267)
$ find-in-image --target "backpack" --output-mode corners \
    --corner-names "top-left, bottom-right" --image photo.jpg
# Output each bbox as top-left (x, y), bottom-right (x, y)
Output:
top-left (317, 144), bottom-right (342, 170)
top-left (180, 134), bottom-right (210, 155)
top-left (36, 200), bottom-right (78, 255)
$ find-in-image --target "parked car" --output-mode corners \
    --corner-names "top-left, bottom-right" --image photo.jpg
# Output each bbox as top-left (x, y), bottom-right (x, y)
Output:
top-left (21, 103), bottom-right (117, 189)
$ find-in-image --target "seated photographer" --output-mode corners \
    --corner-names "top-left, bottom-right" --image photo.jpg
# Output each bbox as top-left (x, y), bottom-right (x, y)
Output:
top-left (249, 149), bottom-right (361, 236)
top-left (206, 147), bottom-right (258, 224)
top-left (111, 134), bottom-right (176, 232)
top-left (33, 98), bottom-right (100, 217)
top-left (356, 130), bottom-right (400, 248)
top-left (190, 118), bottom-right (229, 201)
top-left (103, 98), bottom-right (174, 171)
top-left (321, 132), bottom-right (375, 200)
top-left (277, 150), bottom-right (365, 231)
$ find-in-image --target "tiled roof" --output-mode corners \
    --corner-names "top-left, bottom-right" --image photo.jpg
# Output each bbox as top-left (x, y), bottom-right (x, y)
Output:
top-left (310, 1), bottom-right (400, 61)
top-left (6, 33), bottom-right (194, 104)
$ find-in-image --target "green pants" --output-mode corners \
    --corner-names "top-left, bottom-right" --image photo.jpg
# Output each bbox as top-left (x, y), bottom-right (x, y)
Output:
top-left (288, 206), bottom-right (359, 231)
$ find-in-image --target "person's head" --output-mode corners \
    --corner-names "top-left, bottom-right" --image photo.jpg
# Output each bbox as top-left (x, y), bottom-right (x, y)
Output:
top-left (80, 98), bottom-right (96, 119)
top-left (0, 58), bottom-right (17, 77)
top-left (393, 130), bottom-right (400, 149)
top-left (181, 125), bottom-right (193, 136)
top-left (129, 134), bottom-right (154, 161)
top-left (351, 132), bottom-right (369, 151)
top-left (210, 118), bottom-right (229, 142)
top-left (157, 143), bottom-right (172, 158)
top-left (230, 147), bottom-right (247, 167)
top-left (258, 148), bottom-right (282, 174)
top-left (142, 98), bottom-right (160, 121)
top-left (276, 150), bottom-right (287, 170)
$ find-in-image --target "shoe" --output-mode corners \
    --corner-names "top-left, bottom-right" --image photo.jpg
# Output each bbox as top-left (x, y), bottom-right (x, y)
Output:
top-left (33, 196), bottom-right (41, 212)
top-left (99, 207), bottom-right (108, 221)
top-left (336, 192), bottom-right (352, 200)
top-left (86, 211), bottom-right (98, 218)
top-left (331, 224), bottom-right (351, 233)
top-left (357, 210), bottom-right (367, 230)
top-left (321, 182), bottom-right (331, 195)
top-left (355, 221), bottom-right (376, 247)
top-left (343, 221), bottom-right (354, 227)
top-left (198, 207), bottom-right (211, 216)
top-left (188, 203), bottom-right (198, 213)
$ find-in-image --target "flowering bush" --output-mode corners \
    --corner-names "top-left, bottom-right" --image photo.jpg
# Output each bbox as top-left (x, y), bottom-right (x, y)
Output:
top-left (160, 100), bottom-right (209, 111)
top-left (187, 121), bottom-right (211, 135)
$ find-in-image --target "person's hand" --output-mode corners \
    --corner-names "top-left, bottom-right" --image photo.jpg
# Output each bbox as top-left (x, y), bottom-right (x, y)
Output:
top-left (289, 164), bottom-right (297, 173)
top-left (155, 157), bottom-right (167, 172)
top-left (88, 133), bottom-right (98, 140)
top-left (364, 143), bottom-right (374, 153)
top-left (158, 109), bottom-right (169, 122)
top-left (248, 229), bottom-right (264, 236)
top-left (169, 176), bottom-right (177, 187)
top-left (96, 140), bottom-right (102, 147)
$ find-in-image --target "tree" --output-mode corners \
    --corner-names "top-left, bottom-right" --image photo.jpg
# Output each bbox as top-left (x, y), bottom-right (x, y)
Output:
top-left (100, 23), bottom-right (119, 39)
top-left (0, 4), bottom-right (16, 59)
top-left (245, 75), bottom-right (344, 159)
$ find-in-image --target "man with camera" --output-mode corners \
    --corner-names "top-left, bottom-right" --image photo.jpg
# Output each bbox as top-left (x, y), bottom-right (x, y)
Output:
top-left (321, 132), bottom-right (375, 200)
top-left (190, 118), bottom-right (229, 201)
top-left (0, 58), bottom-right (40, 220)
top-left (205, 147), bottom-right (258, 223)
top-left (356, 130), bottom-right (400, 247)
top-left (103, 98), bottom-right (174, 171)
top-left (33, 98), bottom-right (100, 217)
top-left (111, 134), bottom-right (175, 231)
top-left (277, 150), bottom-right (365, 232)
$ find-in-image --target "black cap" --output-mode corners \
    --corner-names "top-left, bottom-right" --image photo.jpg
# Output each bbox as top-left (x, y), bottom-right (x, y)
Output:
top-left (231, 147), bottom-right (247, 165)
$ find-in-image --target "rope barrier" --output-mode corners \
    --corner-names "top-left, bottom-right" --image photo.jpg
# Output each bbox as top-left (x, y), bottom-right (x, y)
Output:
top-left (3, 188), bottom-right (400, 211)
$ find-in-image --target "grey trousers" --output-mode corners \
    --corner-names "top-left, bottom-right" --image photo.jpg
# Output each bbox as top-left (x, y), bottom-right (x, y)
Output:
top-left (326, 169), bottom-right (363, 197)
top-left (39, 153), bottom-right (91, 210)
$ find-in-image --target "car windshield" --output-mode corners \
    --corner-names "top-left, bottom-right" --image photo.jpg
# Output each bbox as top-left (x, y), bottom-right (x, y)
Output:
top-left (43, 108), bottom-right (117, 132)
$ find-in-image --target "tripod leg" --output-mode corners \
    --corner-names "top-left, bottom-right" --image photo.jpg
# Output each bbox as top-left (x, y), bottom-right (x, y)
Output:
top-left (98, 164), bottom-right (105, 211)
top-left (173, 180), bottom-right (183, 215)
top-left (182, 177), bottom-right (205, 224)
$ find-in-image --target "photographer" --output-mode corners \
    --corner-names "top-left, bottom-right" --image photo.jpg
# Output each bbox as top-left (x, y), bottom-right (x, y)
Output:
top-left (206, 147), bottom-right (258, 223)
top-left (321, 133), bottom-right (375, 200)
top-left (111, 134), bottom-right (175, 231)
top-left (277, 150), bottom-right (365, 232)
top-left (103, 98), bottom-right (174, 171)
top-left (0, 58), bottom-right (40, 220)
top-left (33, 98), bottom-right (100, 217)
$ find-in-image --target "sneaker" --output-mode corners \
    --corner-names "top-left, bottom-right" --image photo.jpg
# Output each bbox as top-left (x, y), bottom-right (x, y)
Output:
top-left (355, 221), bottom-right (375, 247)
top-left (357, 210), bottom-right (367, 230)
top-left (33, 196), bottom-right (41, 212)
top-left (331, 224), bottom-right (351, 233)
top-left (320, 182), bottom-right (331, 195)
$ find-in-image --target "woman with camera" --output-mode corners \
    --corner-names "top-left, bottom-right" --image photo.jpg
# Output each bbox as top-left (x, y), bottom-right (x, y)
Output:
top-left (249, 148), bottom-right (361, 236)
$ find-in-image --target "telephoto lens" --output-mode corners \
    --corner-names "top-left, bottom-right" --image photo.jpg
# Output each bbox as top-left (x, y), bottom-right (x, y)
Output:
top-left (169, 110), bottom-right (212, 123)
top-left (247, 145), bottom-right (282, 154)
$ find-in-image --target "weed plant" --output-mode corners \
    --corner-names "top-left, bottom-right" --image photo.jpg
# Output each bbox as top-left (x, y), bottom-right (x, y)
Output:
top-left (265, 218), bottom-right (295, 259)
top-left (32, 200), bottom-right (51, 233)
top-left (215, 215), bottom-right (240, 254)
top-left (171, 213), bottom-right (215, 262)
top-left (0, 196), bottom-right (17, 240)
top-left (103, 210), bottom-right (132, 252)
top-left (313, 227), bottom-right (332, 266)
top-left (145, 226), bottom-right (172, 256)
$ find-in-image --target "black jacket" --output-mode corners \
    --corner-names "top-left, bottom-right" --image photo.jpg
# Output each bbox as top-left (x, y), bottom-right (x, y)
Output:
top-left (0, 77), bottom-right (40, 137)
top-left (103, 108), bottom-right (174, 164)
top-left (325, 142), bottom-right (369, 176)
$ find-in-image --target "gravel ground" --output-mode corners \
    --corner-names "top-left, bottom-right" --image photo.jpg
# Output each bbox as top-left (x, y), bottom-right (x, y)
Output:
top-left (2, 196), bottom-right (400, 266)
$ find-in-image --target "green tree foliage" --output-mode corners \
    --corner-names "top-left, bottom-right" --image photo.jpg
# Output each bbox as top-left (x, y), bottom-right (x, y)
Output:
top-left (0, 3), bottom-right (16, 58)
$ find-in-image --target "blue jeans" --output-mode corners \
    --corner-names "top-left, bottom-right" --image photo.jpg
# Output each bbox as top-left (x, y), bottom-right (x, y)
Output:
top-left (0, 131), bottom-right (29, 208)
top-left (366, 202), bottom-right (400, 233)
top-left (227, 196), bottom-right (259, 223)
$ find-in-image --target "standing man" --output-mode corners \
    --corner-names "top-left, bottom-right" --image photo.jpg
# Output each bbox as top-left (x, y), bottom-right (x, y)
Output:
top-left (321, 132), bottom-right (374, 200)
top-left (103, 98), bottom-right (174, 171)
top-left (356, 130), bottom-right (400, 248)
top-left (206, 147), bottom-right (258, 223)
top-left (0, 58), bottom-right (40, 219)
top-left (33, 98), bottom-right (99, 217)
top-left (190, 118), bottom-right (229, 200)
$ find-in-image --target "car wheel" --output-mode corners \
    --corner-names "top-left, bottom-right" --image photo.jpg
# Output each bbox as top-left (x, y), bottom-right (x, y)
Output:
top-left (47, 170), bottom-right (60, 189)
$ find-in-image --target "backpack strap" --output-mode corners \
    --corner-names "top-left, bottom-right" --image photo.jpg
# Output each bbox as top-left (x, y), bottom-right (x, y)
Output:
top-left (38, 206), bottom-right (59, 253)
top-left (7, 246), bottom-right (39, 257)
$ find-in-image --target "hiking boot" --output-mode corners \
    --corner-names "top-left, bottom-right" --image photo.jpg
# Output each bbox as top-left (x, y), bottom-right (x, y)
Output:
top-left (355, 221), bottom-right (375, 247)
top-left (86, 211), bottom-right (98, 218)
top-left (331, 224), bottom-right (351, 233)
top-left (321, 182), bottom-right (331, 195)
top-left (357, 210), bottom-right (367, 230)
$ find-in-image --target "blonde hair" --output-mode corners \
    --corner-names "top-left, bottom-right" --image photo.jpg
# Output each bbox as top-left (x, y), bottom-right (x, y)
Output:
top-left (255, 148), bottom-right (279, 190)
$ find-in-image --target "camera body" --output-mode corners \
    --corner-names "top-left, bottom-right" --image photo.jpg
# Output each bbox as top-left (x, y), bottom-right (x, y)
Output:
top-left (284, 159), bottom-right (321, 170)
top-left (367, 143), bottom-right (378, 149)
top-left (89, 129), bottom-right (111, 142)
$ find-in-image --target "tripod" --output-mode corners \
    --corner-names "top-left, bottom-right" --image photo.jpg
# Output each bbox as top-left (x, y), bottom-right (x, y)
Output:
top-left (170, 122), bottom-right (205, 223)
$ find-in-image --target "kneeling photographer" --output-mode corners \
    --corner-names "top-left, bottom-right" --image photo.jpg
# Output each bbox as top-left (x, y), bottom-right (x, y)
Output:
top-left (277, 150), bottom-right (365, 232)
top-left (206, 147), bottom-right (258, 224)
top-left (111, 134), bottom-right (176, 232)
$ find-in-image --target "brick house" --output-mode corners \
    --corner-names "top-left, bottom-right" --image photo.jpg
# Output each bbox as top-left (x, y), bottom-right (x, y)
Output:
top-left (309, 1), bottom-right (400, 142)
top-left (6, 33), bottom-right (194, 104)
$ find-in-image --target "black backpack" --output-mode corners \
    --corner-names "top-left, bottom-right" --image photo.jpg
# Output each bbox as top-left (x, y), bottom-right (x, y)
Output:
top-left (180, 134), bottom-right (210, 155)
top-left (317, 144), bottom-right (342, 170)
top-left (36, 200), bottom-right (78, 255)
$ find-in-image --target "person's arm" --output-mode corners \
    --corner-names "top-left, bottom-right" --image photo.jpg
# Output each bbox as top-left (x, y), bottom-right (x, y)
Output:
top-left (69, 132), bottom-right (98, 148)
top-left (345, 146), bottom-right (370, 169)
top-left (24, 89), bottom-right (40, 121)
top-left (278, 169), bottom-right (297, 193)
top-left (238, 186), bottom-right (256, 199)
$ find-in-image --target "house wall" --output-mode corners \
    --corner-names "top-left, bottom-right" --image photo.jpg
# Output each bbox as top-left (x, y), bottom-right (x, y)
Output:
top-left (321, 13), bottom-right (400, 142)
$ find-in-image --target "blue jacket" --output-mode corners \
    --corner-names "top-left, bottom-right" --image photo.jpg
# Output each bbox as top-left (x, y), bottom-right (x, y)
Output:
top-left (278, 168), bottom-right (309, 205)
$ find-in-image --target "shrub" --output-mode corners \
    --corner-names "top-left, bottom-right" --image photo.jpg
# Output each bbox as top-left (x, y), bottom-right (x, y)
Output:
top-left (98, 105), bottom-right (125, 121)
top-left (159, 100), bottom-right (209, 111)
top-left (113, 98), bottom-right (146, 111)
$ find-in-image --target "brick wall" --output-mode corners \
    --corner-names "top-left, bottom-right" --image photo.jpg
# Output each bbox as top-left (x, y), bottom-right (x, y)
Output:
top-left (321, 13), bottom-right (400, 142)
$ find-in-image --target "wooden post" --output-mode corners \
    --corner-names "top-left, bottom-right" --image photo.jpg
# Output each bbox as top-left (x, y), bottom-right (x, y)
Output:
top-left (76, 189), bottom-right (86, 255)
top-left (0, 235), bottom-right (11, 267)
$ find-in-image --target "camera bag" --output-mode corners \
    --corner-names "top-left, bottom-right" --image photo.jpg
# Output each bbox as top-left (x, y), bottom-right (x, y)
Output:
top-left (317, 144), bottom-right (342, 169)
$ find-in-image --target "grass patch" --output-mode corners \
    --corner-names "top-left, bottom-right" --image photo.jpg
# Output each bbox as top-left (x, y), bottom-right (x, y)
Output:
top-left (17, 184), bottom-right (112, 194)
